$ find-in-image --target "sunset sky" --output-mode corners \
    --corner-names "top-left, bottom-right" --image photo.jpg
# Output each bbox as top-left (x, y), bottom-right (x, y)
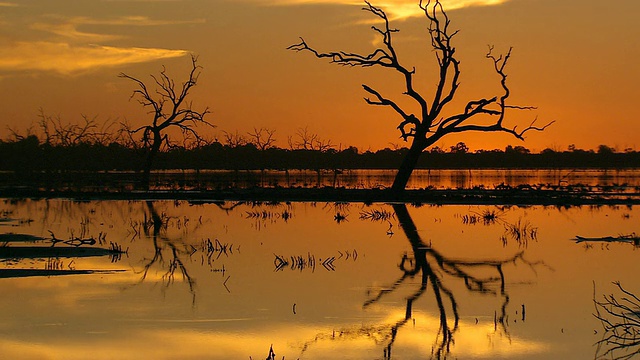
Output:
top-left (1, 0), bottom-right (639, 152)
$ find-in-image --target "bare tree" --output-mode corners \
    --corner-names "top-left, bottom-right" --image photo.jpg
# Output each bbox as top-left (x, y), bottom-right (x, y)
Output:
top-left (119, 55), bottom-right (213, 188)
top-left (6, 124), bottom-right (36, 142)
top-left (289, 1), bottom-right (553, 192)
top-left (222, 130), bottom-right (248, 148)
top-left (288, 126), bottom-right (334, 151)
top-left (10, 108), bottom-right (120, 146)
top-left (247, 127), bottom-right (277, 151)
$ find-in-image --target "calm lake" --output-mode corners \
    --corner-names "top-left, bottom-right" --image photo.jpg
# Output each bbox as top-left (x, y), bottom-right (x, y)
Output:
top-left (1, 198), bottom-right (638, 359)
top-left (8, 169), bottom-right (640, 193)
top-left (151, 169), bottom-right (640, 191)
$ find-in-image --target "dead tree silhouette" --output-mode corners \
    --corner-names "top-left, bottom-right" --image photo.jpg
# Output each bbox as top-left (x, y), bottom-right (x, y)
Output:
top-left (289, 1), bottom-right (553, 192)
top-left (120, 55), bottom-right (213, 189)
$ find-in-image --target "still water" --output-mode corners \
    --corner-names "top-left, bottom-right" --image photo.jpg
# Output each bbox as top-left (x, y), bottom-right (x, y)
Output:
top-left (0, 199), bottom-right (638, 359)
top-left (149, 169), bottom-right (640, 191)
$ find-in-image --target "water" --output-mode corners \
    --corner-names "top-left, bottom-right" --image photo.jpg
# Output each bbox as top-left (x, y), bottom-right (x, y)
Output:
top-left (5, 168), bottom-right (640, 192)
top-left (0, 199), bottom-right (638, 359)
top-left (151, 168), bottom-right (640, 190)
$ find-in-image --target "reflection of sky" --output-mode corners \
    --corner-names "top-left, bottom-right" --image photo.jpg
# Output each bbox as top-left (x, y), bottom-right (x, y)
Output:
top-left (0, 313), bottom-right (549, 359)
top-left (0, 200), bottom-right (638, 358)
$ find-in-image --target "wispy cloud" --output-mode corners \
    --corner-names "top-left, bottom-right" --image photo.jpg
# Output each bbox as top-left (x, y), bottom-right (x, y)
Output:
top-left (0, 9), bottom-right (203, 76)
top-left (30, 22), bottom-right (122, 42)
top-left (259, 0), bottom-right (510, 20)
top-left (0, 2), bottom-right (18, 7)
top-left (69, 15), bottom-right (206, 27)
top-left (0, 41), bottom-right (188, 75)
top-left (30, 15), bottom-right (204, 42)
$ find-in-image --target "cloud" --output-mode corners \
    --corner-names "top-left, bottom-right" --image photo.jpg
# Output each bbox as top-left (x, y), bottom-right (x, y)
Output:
top-left (0, 41), bottom-right (188, 75)
top-left (0, 2), bottom-right (18, 6)
top-left (2, 13), bottom-right (203, 76)
top-left (259, 0), bottom-right (511, 20)
top-left (70, 15), bottom-right (206, 27)
top-left (30, 22), bottom-right (122, 42)
top-left (30, 16), bottom-right (205, 42)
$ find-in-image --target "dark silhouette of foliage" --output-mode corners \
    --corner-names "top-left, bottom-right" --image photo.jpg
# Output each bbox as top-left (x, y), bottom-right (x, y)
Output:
top-left (2, 135), bottom-right (640, 180)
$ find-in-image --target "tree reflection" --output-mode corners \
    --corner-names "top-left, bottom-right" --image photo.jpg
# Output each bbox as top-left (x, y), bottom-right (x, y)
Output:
top-left (134, 201), bottom-right (238, 304)
top-left (594, 282), bottom-right (640, 360)
top-left (302, 204), bottom-right (544, 359)
top-left (136, 201), bottom-right (197, 304)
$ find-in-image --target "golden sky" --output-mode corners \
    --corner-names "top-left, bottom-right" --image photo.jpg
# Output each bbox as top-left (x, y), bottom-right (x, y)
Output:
top-left (1, 0), bottom-right (639, 151)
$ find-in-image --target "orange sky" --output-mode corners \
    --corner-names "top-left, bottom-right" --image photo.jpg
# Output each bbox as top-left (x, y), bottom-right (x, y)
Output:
top-left (1, 0), bottom-right (639, 152)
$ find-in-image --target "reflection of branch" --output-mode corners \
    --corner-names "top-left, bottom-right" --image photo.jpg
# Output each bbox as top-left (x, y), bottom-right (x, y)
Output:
top-left (164, 242), bottom-right (196, 295)
top-left (363, 267), bottom-right (412, 307)
top-left (298, 204), bottom-right (544, 358)
top-left (594, 281), bottom-right (640, 360)
top-left (214, 201), bottom-right (247, 213)
top-left (299, 323), bottom-right (398, 356)
top-left (373, 204), bottom-right (542, 358)
top-left (136, 201), bottom-right (197, 305)
top-left (137, 234), bottom-right (164, 283)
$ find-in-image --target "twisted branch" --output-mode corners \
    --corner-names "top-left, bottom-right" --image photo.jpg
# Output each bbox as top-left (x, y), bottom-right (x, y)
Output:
top-left (289, 1), bottom-right (553, 151)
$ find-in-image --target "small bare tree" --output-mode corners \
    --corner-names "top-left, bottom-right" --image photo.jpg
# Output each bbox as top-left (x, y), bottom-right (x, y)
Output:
top-left (13, 108), bottom-right (120, 146)
top-left (289, 1), bottom-right (553, 192)
top-left (222, 130), bottom-right (248, 148)
top-left (247, 127), bottom-right (277, 151)
top-left (288, 126), bottom-right (334, 151)
top-left (119, 55), bottom-right (213, 188)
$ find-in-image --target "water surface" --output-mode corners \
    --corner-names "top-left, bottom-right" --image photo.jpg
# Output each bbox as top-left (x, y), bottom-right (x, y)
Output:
top-left (0, 199), bottom-right (638, 359)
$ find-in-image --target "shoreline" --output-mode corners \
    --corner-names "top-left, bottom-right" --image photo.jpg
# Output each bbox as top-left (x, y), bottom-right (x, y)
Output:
top-left (1, 187), bottom-right (638, 206)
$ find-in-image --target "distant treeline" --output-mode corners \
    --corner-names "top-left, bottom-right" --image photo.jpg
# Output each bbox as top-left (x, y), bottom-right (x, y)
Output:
top-left (1, 135), bottom-right (639, 172)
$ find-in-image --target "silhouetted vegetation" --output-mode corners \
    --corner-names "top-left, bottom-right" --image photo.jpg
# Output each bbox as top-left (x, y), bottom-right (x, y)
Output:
top-left (2, 134), bottom-right (639, 174)
top-left (289, 1), bottom-right (552, 191)
top-left (119, 55), bottom-right (213, 188)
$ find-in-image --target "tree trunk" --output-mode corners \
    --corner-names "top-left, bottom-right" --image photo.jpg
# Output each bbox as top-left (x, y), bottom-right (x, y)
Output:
top-left (141, 131), bottom-right (162, 190)
top-left (391, 141), bottom-right (425, 193)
